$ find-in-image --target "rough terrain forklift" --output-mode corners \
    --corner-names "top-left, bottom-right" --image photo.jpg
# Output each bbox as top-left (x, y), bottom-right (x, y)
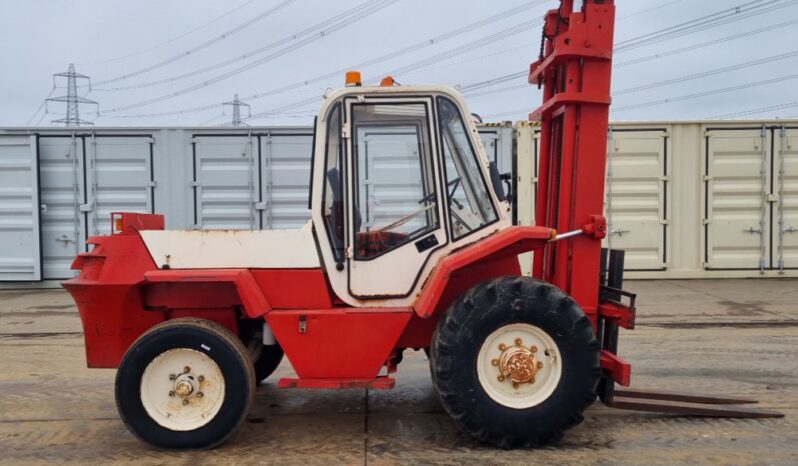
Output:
top-left (64, 0), bottom-right (782, 450)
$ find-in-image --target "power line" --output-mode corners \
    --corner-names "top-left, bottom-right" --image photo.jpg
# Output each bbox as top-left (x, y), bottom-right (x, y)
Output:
top-left (259, 0), bottom-right (798, 122)
top-left (461, 71), bottom-right (527, 93)
top-left (101, 0), bottom-right (548, 120)
top-left (618, 0), bottom-right (685, 20)
top-left (95, 0), bottom-right (383, 91)
top-left (613, 72), bottom-right (798, 112)
top-left (378, 19), bottom-right (541, 78)
top-left (615, 17), bottom-right (798, 68)
top-left (710, 101), bottom-right (798, 119)
top-left (464, 46), bottom-right (798, 101)
top-left (402, 44), bottom-right (533, 77)
top-left (92, 0), bottom-right (296, 86)
top-left (198, 112), bottom-right (229, 126)
top-left (613, 49), bottom-right (798, 96)
top-left (444, 1), bottom-right (798, 97)
top-left (34, 109), bottom-right (49, 126)
top-left (26, 87), bottom-right (56, 125)
top-left (483, 72), bottom-right (798, 119)
top-left (243, 18), bottom-right (543, 122)
top-left (465, 83), bottom-right (528, 98)
top-left (401, 0), bottom-right (685, 79)
top-left (614, 0), bottom-right (793, 52)
top-left (244, 15), bottom-right (547, 122)
top-left (99, 0), bottom-right (396, 114)
top-left (77, 0), bottom-right (259, 66)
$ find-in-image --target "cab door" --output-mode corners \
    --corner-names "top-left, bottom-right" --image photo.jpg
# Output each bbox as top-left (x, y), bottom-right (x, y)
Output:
top-left (344, 97), bottom-right (447, 298)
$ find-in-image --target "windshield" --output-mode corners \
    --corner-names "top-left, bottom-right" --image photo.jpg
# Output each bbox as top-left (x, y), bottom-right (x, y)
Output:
top-left (351, 102), bottom-right (439, 259)
top-left (437, 96), bottom-right (498, 239)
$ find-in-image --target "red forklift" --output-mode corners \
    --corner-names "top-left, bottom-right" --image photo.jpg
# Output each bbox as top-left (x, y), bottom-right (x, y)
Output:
top-left (64, 0), bottom-right (781, 450)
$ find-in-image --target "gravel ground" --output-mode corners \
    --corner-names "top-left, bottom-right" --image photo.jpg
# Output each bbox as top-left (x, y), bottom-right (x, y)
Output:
top-left (0, 279), bottom-right (796, 465)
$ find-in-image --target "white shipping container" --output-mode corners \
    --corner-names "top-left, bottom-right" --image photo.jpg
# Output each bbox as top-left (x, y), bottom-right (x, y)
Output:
top-left (4, 120), bottom-right (797, 283)
top-left (514, 120), bottom-right (798, 279)
top-left (0, 125), bottom-right (512, 282)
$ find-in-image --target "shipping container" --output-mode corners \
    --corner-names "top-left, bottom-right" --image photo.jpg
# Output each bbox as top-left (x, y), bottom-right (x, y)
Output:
top-left (514, 120), bottom-right (798, 279)
top-left (0, 125), bottom-right (514, 282)
top-left (4, 120), bottom-right (797, 284)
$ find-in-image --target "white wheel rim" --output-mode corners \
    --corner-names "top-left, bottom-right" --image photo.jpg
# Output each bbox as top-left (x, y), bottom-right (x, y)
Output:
top-left (476, 323), bottom-right (562, 409)
top-left (140, 348), bottom-right (225, 431)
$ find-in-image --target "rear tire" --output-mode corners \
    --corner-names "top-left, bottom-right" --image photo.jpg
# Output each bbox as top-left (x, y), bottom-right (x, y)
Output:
top-left (430, 276), bottom-right (600, 448)
top-left (252, 344), bottom-right (284, 383)
top-left (115, 318), bottom-right (255, 449)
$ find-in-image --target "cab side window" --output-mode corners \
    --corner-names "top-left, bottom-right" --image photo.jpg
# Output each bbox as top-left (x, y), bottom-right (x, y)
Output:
top-left (437, 97), bottom-right (498, 239)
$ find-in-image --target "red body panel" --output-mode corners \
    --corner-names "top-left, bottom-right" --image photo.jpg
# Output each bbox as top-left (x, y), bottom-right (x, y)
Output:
top-left (63, 233), bottom-right (164, 368)
top-left (600, 350), bottom-right (631, 387)
top-left (414, 226), bottom-right (553, 318)
top-left (250, 269), bottom-right (334, 309)
top-left (278, 377), bottom-right (395, 389)
top-left (144, 269), bottom-right (271, 317)
top-left (266, 308), bottom-right (412, 379)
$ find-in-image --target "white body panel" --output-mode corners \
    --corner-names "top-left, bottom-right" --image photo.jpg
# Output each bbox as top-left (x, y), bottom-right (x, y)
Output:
top-left (140, 229), bottom-right (320, 269)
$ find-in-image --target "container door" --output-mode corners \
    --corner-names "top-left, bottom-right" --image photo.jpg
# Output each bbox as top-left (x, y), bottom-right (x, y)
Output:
top-left (478, 129), bottom-right (500, 165)
top-left (604, 129), bottom-right (668, 270)
top-left (39, 136), bottom-right (86, 279)
top-left (192, 135), bottom-right (256, 229)
top-left (0, 135), bottom-right (41, 281)
top-left (345, 98), bottom-right (447, 298)
top-left (86, 135), bottom-right (154, 235)
top-left (776, 126), bottom-right (798, 270)
top-left (704, 128), bottom-right (771, 270)
top-left (259, 133), bottom-right (313, 229)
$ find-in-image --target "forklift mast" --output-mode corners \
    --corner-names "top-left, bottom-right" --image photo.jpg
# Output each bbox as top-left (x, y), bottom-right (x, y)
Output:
top-left (530, 0), bottom-right (615, 323)
top-left (528, 0), bottom-right (783, 419)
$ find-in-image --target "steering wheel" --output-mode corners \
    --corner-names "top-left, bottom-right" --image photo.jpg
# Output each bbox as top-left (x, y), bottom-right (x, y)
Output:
top-left (375, 204), bottom-right (436, 233)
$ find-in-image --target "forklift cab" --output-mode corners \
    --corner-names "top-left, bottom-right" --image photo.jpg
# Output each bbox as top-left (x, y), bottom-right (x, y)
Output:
top-left (310, 76), bottom-right (512, 306)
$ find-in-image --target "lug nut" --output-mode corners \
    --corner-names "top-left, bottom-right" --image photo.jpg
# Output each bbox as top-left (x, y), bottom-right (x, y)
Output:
top-left (491, 359), bottom-right (499, 366)
top-left (169, 374), bottom-right (176, 381)
top-left (168, 391), bottom-right (175, 397)
top-left (537, 361), bottom-right (543, 369)
top-left (198, 375), bottom-right (204, 382)
top-left (512, 382), bottom-right (520, 389)
top-left (182, 399), bottom-right (189, 406)
top-left (498, 343), bottom-right (507, 351)
top-left (197, 392), bottom-right (204, 398)
top-left (530, 345), bottom-right (538, 353)
top-left (184, 366), bottom-right (191, 373)
top-left (497, 374), bottom-right (505, 382)
top-left (530, 377), bottom-right (536, 384)
top-left (514, 338), bottom-right (523, 346)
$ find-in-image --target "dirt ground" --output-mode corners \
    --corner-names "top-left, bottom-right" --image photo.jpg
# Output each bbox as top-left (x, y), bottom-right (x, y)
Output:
top-left (0, 279), bottom-right (796, 465)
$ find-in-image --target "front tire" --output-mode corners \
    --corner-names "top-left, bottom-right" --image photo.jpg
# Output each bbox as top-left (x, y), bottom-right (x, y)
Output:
top-left (116, 318), bottom-right (255, 449)
top-left (430, 276), bottom-right (600, 448)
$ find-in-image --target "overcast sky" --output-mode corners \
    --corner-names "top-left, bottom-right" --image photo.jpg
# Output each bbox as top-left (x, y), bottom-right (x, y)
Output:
top-left (1, 0), bottom-right (797, 127)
